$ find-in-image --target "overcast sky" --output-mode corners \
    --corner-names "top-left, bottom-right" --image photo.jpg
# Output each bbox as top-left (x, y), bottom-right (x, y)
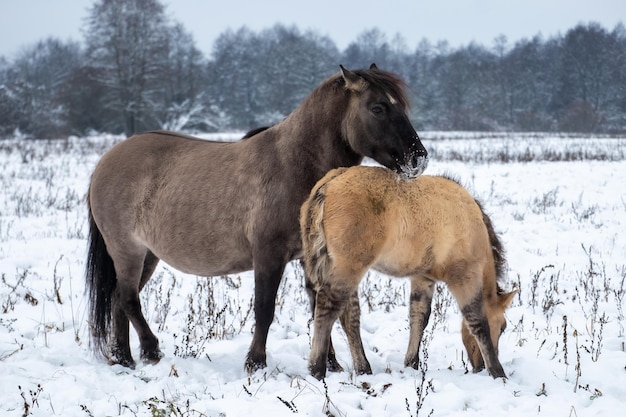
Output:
top-left (1, 0), bottom-right (624, 59)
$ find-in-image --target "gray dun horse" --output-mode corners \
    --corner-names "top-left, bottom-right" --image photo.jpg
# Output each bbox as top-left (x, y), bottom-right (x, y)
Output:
top-left (86, 64), bottom-right (428, 372)
top-left (300, 166), bottom-right (516, 379)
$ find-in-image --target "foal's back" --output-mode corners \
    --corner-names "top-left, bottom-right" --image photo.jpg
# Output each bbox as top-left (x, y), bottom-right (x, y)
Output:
top-left (319, 166), bottom-right (491, 279)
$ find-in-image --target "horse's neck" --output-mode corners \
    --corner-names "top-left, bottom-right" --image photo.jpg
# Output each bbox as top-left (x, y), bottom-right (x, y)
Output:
top-left (279, 98), bottom-right (362, 173)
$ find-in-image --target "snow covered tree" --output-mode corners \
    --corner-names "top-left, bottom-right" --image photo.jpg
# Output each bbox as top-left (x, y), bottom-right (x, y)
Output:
top-left (84, 0), bottom-right (171, 135)
top-left (557, 23), bottom-right (617, 131)
top-left (1, 38), bottom-right (82, 138)
top-left (153, 23), bottom-right (207, 131)
top-left (207, 25), bottom-right (339, 129)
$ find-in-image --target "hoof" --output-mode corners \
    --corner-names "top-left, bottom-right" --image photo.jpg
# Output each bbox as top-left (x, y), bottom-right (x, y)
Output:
top-left (472, 364), bottom-right (485, 373)
top-left (327, 357), bottom-right (344, 373)
top-left (141, 349), bottom-right (164, 365)
top-left (355, 364), bottom-right (373, 376)
top-left (244, 355), bottom-right (267, 374)
top-left (309, 361), bottom-right (327, 380)
top-left (108, 356), bottom-right (136, 369)
top-left (404, 358), bottom-right (419, 370)
top-left (107, 345), bottom-right (136, 369)
top-left (488, 365), bottom-right (507, 379)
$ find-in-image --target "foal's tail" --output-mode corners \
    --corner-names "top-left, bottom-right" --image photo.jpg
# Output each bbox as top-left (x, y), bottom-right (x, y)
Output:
top-left (300, 168), bottom-right (348, 288)
top-left (475, 199), bottom-right (507, 283)
top-left (85, 192), bottom-right (116, 357)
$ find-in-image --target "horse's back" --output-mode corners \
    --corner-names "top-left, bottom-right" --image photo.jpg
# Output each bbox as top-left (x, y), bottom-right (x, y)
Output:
top-left (88, 132), bottom-right (258, 276)
top-left (89, 132), bottom-right (236, 222)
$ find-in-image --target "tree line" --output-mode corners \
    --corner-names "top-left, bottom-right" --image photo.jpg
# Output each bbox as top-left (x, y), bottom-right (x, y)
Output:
top-left (0, 0), bottom-right (624, 139)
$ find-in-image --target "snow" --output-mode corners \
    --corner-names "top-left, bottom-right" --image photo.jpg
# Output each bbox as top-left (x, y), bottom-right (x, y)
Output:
top-left (1, 133), bottom-right (625, 416)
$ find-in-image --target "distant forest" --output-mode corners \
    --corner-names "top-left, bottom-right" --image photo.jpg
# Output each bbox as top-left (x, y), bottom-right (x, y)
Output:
top-left (1, 0), bottom-right (625, 138)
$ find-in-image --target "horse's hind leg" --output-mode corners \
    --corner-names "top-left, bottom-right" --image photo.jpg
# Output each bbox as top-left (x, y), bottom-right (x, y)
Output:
top-left (109, 248), bottom-right (162, 367)
top-left (309, 283), bottom-right (352, 380)
top-left (338, 289), bottom-right (372, 375)
top-left (404, 277), bottom-right (435, 369)
top-left (304, 265), bottom-right (343, 373)
top-left (108, 297), bottom-right (134, 367)
top-left (137, 251), bottom-right (162, 362)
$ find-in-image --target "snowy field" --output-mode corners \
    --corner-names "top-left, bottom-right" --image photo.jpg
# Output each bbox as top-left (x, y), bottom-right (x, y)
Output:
top-left (0, 132), bottom-right (625, 416)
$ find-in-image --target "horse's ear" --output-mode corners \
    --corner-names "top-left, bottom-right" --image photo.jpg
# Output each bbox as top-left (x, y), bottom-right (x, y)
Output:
top-left (340, 65), bottom-right (367, 92)
top-left (499, 290), bottom-right (518, 309)
top-left (369, 63), bottom-right (378, 70)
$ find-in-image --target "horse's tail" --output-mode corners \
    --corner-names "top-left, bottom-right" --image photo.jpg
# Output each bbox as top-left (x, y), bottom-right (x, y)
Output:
top-left (475, 199), bottom-right (507, 283)
top-left (85, 190), bottom-right (116, 357)
top-left (300, 168), bottom-right (348, 288)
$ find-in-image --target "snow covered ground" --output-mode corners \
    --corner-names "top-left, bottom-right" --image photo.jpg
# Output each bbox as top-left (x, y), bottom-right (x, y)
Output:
top-left (0, 132), bottom-right (624, 416)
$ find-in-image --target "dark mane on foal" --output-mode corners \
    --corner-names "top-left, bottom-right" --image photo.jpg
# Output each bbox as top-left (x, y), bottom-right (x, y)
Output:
top-left (441, 173), bottom-right (507, 287)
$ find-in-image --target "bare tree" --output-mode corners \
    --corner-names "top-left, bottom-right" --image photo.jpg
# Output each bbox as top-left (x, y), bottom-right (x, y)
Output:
top-left (84, 0), bottom-right (171, 136)
top-left (154, 23), bottom-right (207, 131)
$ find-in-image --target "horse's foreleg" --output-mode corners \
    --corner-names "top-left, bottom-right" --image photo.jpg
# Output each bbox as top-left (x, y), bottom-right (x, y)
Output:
top-left (245, 254), bottom-right (286, 373)
top-left (404, 277), bottom-right (435, 369)
top-left (459, 293), bottom-right (506, 379)
top-left (338, 290), bottom-right (371, 375)
top-left (309, 284), bottom-right (351, 380)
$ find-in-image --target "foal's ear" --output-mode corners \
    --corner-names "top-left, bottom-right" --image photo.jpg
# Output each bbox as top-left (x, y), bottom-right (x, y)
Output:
top-left (369, 63), bottom-right (378, 70)
top-left (340, 65), bottom-right (367, 92)
top-left (499, 290), bottom-right (518, 310)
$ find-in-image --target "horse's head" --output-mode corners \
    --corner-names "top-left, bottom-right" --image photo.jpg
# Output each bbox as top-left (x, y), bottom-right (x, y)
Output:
top-left (461, 289), bottom-right (517, 374)
top-left (340, 64), bottom-right (428, 176)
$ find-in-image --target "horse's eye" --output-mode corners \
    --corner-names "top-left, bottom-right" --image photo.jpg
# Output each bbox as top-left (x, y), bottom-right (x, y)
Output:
top-left (371, 105), bottom-right (384, 115)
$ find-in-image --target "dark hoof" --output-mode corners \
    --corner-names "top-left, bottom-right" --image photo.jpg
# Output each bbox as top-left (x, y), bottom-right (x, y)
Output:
top-left (108, 356), bottom-right (136, 369)
top-left (107, 345), bottom-right (136, 369)
top-left (405, 358), bottom-right (419, 370)
top-left (245, 355), bottom-right (267, 374)
top-left (310, 367), bottom-right (326, 381)
top-left (355, 365), bottom-right (373, 376)
top-left (488, 366), bottom-right (507, 379)
top-left (327, 357), bottom-right (344, 373)
top-left (141, 349), bottom-right (164, 365)
top-left (309, 359), bottom-right (328, 380)
top-left (472, 364), bottom-right (485, 373)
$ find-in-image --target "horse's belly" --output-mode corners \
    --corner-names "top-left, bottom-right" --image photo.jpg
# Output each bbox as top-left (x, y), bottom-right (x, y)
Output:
top-left (373, 235), bottom-right (433, 277)
top-left (154, 245), bottom-right (254, 277)
top-left (139, 228), bottom-right (254, 277)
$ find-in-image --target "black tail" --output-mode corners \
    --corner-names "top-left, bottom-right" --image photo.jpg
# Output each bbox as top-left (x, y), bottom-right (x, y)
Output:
top-left (85, 197), bottom-right (116, 357)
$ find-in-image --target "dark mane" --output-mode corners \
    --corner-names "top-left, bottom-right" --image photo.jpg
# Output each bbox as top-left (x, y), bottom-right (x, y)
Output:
top-left (352, 68), bottom-right (410, 109)
top-left (242, 126), bottom-right (271, 139)
top-left (303, 67), bottom-right (411, 111)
